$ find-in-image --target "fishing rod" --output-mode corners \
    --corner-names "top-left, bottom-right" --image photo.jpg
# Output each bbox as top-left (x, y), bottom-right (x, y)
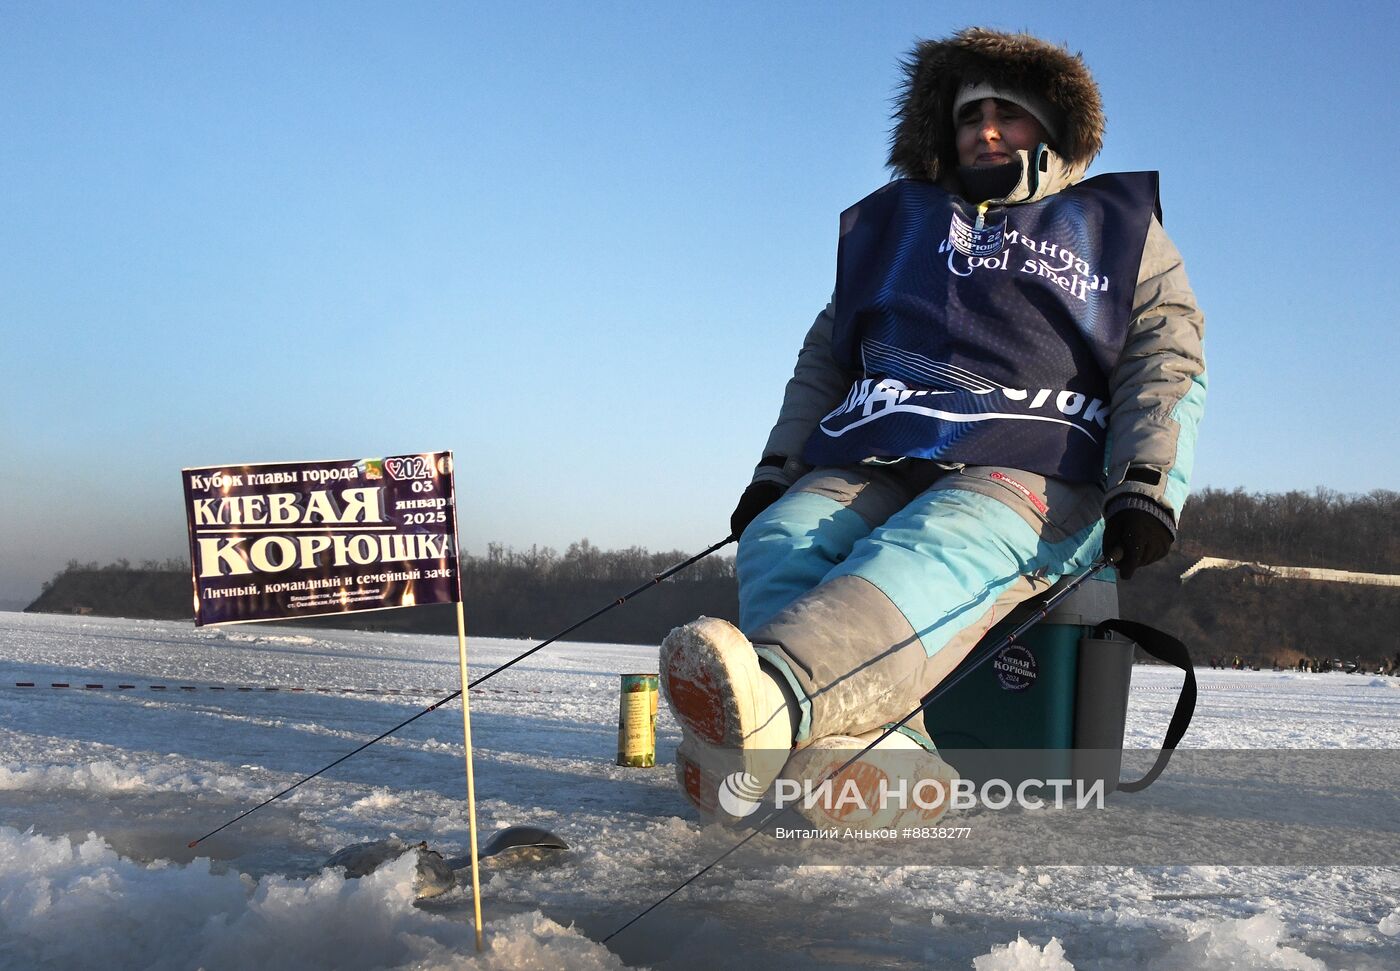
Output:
top-left (603, 555), bottom-right (1115, 944)
top-left (188, 535), bottom-right (736, 848)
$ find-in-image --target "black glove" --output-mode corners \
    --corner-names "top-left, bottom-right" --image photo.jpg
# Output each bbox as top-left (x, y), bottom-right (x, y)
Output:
top-left (1103, 502), bottom-right (1174, 580)
top-left (729, 480), bottom-right (788, 540)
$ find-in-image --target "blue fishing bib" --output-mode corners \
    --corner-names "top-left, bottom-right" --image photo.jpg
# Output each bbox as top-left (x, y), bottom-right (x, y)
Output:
top-left (803, 174), bottom-right (1159, 482)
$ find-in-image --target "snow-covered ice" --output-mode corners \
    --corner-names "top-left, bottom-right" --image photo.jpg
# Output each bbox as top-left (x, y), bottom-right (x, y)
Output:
top-left (2, 611), bottom-right (1398, 970)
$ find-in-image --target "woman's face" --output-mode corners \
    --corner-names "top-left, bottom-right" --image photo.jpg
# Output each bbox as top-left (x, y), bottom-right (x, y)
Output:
top-left (955, 98), bottom-right (1049, 168)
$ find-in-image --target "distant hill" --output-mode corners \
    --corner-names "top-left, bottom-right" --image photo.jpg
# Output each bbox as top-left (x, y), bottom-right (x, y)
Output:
top-left (26, 488), bottom-right (1400, 666)
top-left (27, 567), bottom-right (191, 620)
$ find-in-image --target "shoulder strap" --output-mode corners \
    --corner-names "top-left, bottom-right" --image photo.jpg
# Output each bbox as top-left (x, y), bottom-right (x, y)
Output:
top-left (1093, 618), bottom-right (1196, 792)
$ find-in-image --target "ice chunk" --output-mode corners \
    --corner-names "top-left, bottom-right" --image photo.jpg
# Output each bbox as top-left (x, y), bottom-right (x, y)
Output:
top-left (1379, 908), bottom-right (1400, 936)
top-left (973, 935), bottom-right (1075, 970)
top-left (1154, 912), bottom-right (1326, 971)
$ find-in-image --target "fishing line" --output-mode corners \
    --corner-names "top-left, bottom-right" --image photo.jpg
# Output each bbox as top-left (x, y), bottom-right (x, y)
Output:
top-left (603, 557), bottom-right (1113, 943)
top-left (187, 535), bottom-right (735, 847)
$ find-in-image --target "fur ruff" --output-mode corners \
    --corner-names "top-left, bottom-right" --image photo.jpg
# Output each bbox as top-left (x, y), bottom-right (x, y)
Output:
top-left (888, 27), bottom-right (1105, 182)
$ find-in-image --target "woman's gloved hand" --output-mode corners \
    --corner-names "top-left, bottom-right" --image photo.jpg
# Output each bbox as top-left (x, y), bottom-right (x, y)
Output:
top-left (1103, 502), bottom-right (1174, 580)
top-left (729, 481), bottom-right (788, 540)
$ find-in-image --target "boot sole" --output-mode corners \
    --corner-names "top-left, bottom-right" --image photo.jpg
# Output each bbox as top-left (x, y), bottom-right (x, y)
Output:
top-left (661, 617), bottom-right (792, 819)
top-left (660, 617), bottom-right (753, 748)
top-left (675, 744), bottom-right (718, 815)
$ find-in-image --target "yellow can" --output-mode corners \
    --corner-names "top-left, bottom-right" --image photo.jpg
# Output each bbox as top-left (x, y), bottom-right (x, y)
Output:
top-left (617, 673), bottom-right (658, 767)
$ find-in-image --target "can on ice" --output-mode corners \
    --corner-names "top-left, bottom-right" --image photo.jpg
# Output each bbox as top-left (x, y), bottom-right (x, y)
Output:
top-left (617, 673), bottom-right (658, 767)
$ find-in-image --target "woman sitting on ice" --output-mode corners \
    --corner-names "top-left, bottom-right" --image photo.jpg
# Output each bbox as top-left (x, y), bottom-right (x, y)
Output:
top-left (661, 27), bottom-right (1206, 822)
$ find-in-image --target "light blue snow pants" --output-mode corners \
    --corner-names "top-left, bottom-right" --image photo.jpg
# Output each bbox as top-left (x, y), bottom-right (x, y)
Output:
top-left (736, 463), bottom-right (1106, 743)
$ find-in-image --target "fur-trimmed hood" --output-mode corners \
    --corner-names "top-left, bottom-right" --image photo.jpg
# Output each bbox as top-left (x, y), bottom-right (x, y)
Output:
top-left (888, 28), bottom-right (1105, 184)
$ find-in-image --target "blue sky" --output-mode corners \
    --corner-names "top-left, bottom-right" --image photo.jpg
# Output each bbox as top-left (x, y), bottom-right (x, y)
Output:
top-left (3, 1), bottom-right (1398, 605)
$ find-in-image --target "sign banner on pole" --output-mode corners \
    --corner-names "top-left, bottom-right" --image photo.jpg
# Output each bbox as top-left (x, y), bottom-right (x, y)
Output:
top-left (182, 452), bottom-right (460, 626)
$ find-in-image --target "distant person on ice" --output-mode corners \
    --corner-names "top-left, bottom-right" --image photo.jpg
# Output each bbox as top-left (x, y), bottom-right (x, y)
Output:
top-left (662, 28), bottom-right (1206, 820)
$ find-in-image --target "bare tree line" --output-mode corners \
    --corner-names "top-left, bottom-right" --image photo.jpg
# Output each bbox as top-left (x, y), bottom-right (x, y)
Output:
top-left (27, 487), bottom-right (1400, 659)
top-left (1179, 487), bottom-right (1399, 572)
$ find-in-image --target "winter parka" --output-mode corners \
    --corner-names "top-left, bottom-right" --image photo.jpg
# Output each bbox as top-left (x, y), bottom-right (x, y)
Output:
top-left (751, 29), bottom-right (1206, 531)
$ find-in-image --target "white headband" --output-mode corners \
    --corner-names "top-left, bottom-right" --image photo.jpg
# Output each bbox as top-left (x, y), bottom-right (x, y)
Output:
top-left (953, 82), bottom-right (1060, 145)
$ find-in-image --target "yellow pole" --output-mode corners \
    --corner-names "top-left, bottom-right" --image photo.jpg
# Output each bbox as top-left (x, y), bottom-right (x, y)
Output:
top-left (454, 600), bottom-right (485, 952)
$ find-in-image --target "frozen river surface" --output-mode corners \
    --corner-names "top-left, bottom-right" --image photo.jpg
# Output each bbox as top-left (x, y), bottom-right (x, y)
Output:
top-left (3, 611), bottom-right (1399, 970)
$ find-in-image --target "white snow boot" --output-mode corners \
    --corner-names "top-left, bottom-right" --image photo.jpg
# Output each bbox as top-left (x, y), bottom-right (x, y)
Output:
top-left (660, 616), bottom-right (795, 822)
top-left (776, 726), bottom-right (959, 830)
